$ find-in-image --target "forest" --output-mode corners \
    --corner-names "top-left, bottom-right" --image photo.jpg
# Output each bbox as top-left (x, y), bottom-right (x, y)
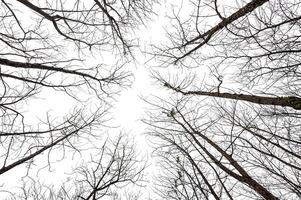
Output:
top-left (0, 0), bottom-right (300, 199)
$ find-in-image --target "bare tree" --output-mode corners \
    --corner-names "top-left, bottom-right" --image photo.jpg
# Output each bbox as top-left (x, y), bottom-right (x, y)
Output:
top-left (147, 0), bottom-right (301, 199)
top-left (4, 134), bottom-right (146, 200)
top-left (0, 0), bottom-right (154, 198)
top-left (145, 96), bottom-right (301, 199)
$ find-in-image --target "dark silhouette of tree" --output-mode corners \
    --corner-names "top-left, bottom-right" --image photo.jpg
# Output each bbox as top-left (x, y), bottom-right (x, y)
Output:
top-left (0, 0), bottom-right (154, 198)
top-left (145, 95), bottom-right (301, 199)
top-left (5, 134), bottom-right (146, 200)
top-left (147, 0), bottom-right (301, 199)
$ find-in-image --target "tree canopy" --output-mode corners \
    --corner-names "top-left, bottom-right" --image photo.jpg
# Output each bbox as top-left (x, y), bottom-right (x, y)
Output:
top-left (1, 0), bottom-right (301, 199)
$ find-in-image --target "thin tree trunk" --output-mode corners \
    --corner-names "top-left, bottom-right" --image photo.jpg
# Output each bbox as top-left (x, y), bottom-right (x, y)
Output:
top-left (174, 111), bottom-right (279, 199)
top-left (175, 0), bottom-right (269, 62)
top-left (165, 83), bottom-right (301, 110)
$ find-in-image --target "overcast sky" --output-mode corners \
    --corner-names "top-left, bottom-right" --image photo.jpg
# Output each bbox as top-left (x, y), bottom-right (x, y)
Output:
top-left (0, 1), bottom-right (173, 199)
top-left (3, 1), bottom-right (299, 199)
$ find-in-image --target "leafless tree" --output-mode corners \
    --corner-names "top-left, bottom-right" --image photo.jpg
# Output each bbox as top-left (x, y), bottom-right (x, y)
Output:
top-left (0, 0), bottom-right (154, 198)
top-left (147, 0), bottom-right (301, 199)
top-left (145, 95), bottom-right (301, 199)
top-left (4, 134), bottom-right (146, 200)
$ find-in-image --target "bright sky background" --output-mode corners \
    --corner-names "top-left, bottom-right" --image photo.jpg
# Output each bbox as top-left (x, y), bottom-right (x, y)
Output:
top-left (0, 2), bottom-right (173, 199)
top-left (2, 1), bottom-right (299, 199)
top-left (0, 1), bottom-right (228, 198)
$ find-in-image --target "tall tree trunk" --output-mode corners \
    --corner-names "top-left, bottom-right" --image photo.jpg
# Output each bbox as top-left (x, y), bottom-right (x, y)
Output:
top-left (165, 83), bottom-right (301, 110)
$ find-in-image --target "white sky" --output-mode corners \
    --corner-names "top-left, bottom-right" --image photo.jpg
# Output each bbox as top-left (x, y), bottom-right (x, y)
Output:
top-left (0, 1), bottom-right (172, 199)
top-left (1, 0), bottom-right (242, 198)
top-left (1, 1), bottom-right (298, 199)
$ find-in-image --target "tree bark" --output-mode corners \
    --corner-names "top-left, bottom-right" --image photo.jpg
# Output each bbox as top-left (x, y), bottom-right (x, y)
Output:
top-left (174, 111), bottom-right (279, 200)
top-left (175, 0), bottom-right (269, 62)
top-left (165, 83), bottom-right (301, 110)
